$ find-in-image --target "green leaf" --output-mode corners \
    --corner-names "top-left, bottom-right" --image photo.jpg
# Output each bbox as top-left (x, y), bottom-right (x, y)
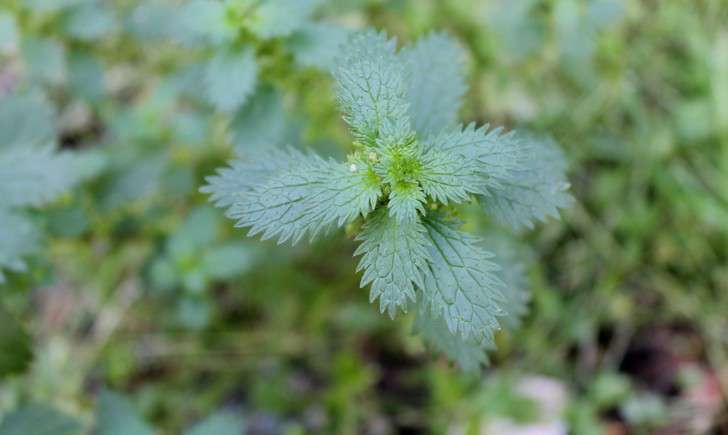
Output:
top-left (387, 182), bottom-right (426, 223)
top-left (184, 410), bottom-right (245, 435)
top-left (484, 233), bottom-right (531, 329)
top-left (0, 147), bottom-right (82, 208)
top-left (225, 151), bottom-right (381, 244)
top-left (68, 51), bottom-right (105, 102)
top-left (0, 13), bottom-right (19, 53)
top-left (354, 209), bottom-right (429, 318)
top-left (414, 305), bottom-right (489, 371)
top-left (334, 29), bottom-right (412, 146)
top-left (424, 123), bottom-right (521, 192)
top-left (20, 37), bottom-right (66, 86)
top-left (62, 2), bottom-right (117, 41)
top-left (201, 147), bottom-right (303, 208)
top-left (0, 93), bottom-right (56, 149)
top-left (400, 32), bottom-right (467, 137)
top-left (95, 390), bottom-right (155, 435)
top-left (483, 135), bottom-right (573, 229)
top-left (246, 0), bottom-right (322, 40)
top-left (0, 405), bottom-right (82, 435)
top-left (419, 147), bottom-right (484, 205)
top-left (204, 48), bottom-right (258, 113)
top-left (202, 242), bottom-right (255, 280)
top-left (172, 0), bottom-right (234, 46)
top-left (0, 210), bottom-right (39, 283)
top-left (289, 22), bottom-right (352, 70)
top-left (230, 86), bottom-right (288, 151)
top-left (0, 304), bottom-right (33, 379)
top-left (420, 216), bottom-right (506, 343)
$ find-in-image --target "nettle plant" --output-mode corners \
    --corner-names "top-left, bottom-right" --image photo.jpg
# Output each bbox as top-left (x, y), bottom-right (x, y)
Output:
top-left (0, 93), bottom-right (85, 283)
top-left (203, 29), bottom-right (572, 369)
top-left (152, 0), bottom-right (349, 114)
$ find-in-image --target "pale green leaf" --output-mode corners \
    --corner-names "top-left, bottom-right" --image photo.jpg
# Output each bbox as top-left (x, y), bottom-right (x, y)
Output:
top-left (0, 147), bottom-right (82, 208)
top-left (172, 0), bottom-right (234, 46)
top-left (202, 242), bottom-right (255, 280)
top-left (21, 37), bottom-right (66, 86)
top-left (289, 22), bottom-right (352, 70)
top-left (0, 93), bottom-right (56, 149)
top-left (96, 390), bottom-right (155, 435)
top-left (68, 51), bottom-right (105, 102)
top-left (0, 405), bottom-right (82, 435)
top-left (419, 147), bottom-right (484, 205)
top-left (184, 410), bottom-right (245, 435)
top-left (0, 13), bottom-right (19, 53)
top-left (246, 0), bottom-right (322, 40)
top-left (225, 151), bottom-right (381, 244)
top-left (414, 304), bottom-right (489, 371)
top-left (354, 209), bottom-right (429, 317)
top-left (334, 29), bottom-right (412, 146)
top-left (484, 233), bottom-right (530, 329)
top-left (420, 216), bottom-right (506, 343)
top-left (201, 147), bottom-right (302, 208)
top-left (63, 2), bottom-right (117, 41)
top-left (0, 210), bottom-right (39, 283)
top-left (483, 135), bottom-right (573, 229)
top-left (401, 32), bottom-right (467, 137)
top-left (230, 86), bottom-right (287, 151)
top-left (387, 182), bottom-right (425, 223)
top-left (204, 48), bottom-right (258, 113)
top-left (424, 123), bottom-right (521, 191)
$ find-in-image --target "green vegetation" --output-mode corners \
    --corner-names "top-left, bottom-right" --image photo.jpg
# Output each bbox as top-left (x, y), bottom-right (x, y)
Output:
top-left (1, 0), bottom-right (726, 434)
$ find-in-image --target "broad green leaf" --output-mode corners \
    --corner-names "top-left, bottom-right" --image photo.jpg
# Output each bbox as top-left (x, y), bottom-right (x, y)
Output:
top-left (414, 304), bottom-right (489, 371)
top-left (483, 135), bottom-right (573, 229)
top-left (184, 410), bottom-right (245, 435)
top-left (484, 233), bottom-right (531, 329)
top-left (387, 182), bottom-right (425, 223)
top-left (224, 151), bottom-right (381, 244)
top-left (204, 48), bottom-right (258, 113)
top-left (172, 0), bottom-right (234, 46)
top-left (68, 51), bottom-right (105, 102)
top-left (202, 242), bottom-right (255, 280)
top-left (420, 216), bottom-right (506, 343)
top-left (201, 147), bottom-right (303, 208)
top-left (0, 147), bottom-right (82, 208)
top-left (0, 210), bottom-right (39, 283)
top-left (0, 13), bottom-right (18, 53)
top-left (20, 37), bottom-right (66, 86)
top-left (419, 147), bottom-right (484, 205)
top-left (62, 2), bottom-right (117, 41)
top-left (400, 32), bottom-right (467, 137)
top-left (230, 86), bottom-right (287, 151)
top-left (289, 22), bottom-right (352, 70)
top-left (127, 1), bottom-right (178, 40)
top-left (0, 405), bottom-right (82, 435)
top-left (0, 304), bottom-right (33, 378)
top-left (168, 206), bottom-right (221, 256)
top-left (354, 209), bottom-right (429, 317)
top-left (96, 390), bottom-right (155, 435)
top-left (424, 123), bottom-right (521, 192)
top-left (0, 93), bottom-right (56, 149)
top-left (334, 30), bottom-right (412, 147)
top-left (246, 0), bottom-right (322, 40)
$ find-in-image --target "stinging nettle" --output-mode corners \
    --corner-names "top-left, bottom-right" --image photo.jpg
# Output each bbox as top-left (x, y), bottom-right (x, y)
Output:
top-left (202, 29), bottom-right (572, 370)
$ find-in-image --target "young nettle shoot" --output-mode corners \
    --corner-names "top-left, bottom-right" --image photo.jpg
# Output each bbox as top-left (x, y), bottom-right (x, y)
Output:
top-left (203, 29), bottom-right (572, 370)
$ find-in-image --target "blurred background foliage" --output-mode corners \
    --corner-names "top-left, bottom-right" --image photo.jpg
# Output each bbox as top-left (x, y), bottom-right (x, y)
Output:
top-left (0, 0), bottom-right (727, 434)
